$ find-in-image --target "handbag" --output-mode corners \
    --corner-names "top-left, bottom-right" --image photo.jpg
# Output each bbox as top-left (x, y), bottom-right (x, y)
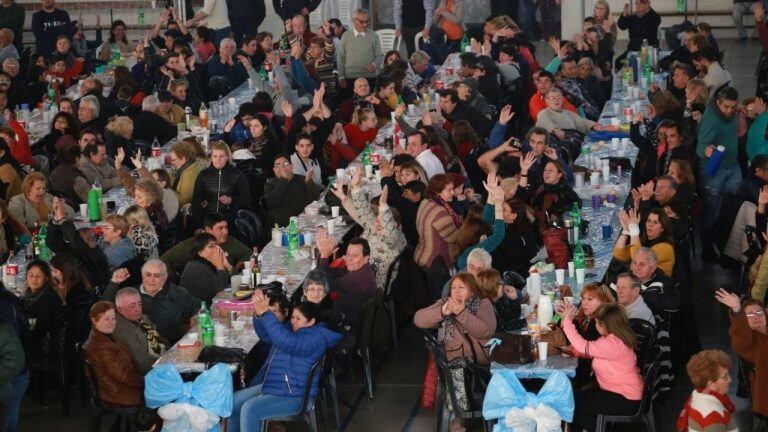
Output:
top-left (489, 333), bottom-right (534, 365)
top-left (447, 330), bottom-right (491, 412)
top-left (198, 346), bottom-right (246, 364)
top-left (539, 326), bottom-right (569, 355)
top-left (541, 227), bottom-right (570, 269)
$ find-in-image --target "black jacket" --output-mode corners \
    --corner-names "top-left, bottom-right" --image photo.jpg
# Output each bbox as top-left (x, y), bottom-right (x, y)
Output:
top-left (46, 221), bottom-right (111, 288)
top-left (191, 163), bottom-right (252, 223)
top-left (617, 9), bottom-right (661, 51)
top-left (179, 256), bottom-right (229, 304)
top-left (103, 281), bottom-right (200, 344)
top-left (227, 0), bottom-right (266, 27)
top-left (271, 0), bottom-right (320, 21)
top-left (492, 223), bottom-right (539, 278)
top-left (23, 285), bottom-right (63, 364)
top-left (132, 110), bottom-right (177, 145)
top-left (263, 174), bottom-right (321, 227)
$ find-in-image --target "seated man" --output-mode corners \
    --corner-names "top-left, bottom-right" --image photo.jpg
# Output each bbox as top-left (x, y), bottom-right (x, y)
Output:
top-left (401, 131), bottom-right (444, 180)
top-left (315, 235), bottom-right (377, 328)
top-left (101, 214), bottom-right (137, 269)
top-left (103, 260), bottom-right (199, 344)
top-left (263, 153), bottom-right (322, 227)
top-left (161, 213), bottom-right (251, 278)
top-left (631, 247), bottom-right (681, 317)
top-left (113, 287), bottom-right (168, 374)
top-left (536, 87), bottom-right (601, 137)
top-left (615, 272), bottom-right (656, 325)
top-left (528, 70), bottom-right (576, 122)
top-left (404, 50), bottom-right (436, 94)
top-left (78, 142), bottom-right (122, 191)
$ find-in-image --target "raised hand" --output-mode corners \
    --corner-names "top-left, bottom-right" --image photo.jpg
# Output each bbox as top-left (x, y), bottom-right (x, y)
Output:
top-left (628, 207), bottom-right (640, 226)
top-left (130, 148), bottom-right (143, 169)
top-left (519, 151), bottom-right (536, 174)
top-left (498, 105), bottom-right (514, 125)
top-left (330, 179), bottom-right (346, 200)
top-left (281, 100), bottom-right (293, 117)
top-left (350, 166), bottom-right (363, 188)
top-left (714, 288), bottom-right (741, 313)
top-left (316, 233), bottom-right (338, 259)
top-left (379, 185), bottom-right (389, 207)
top-left (111, 268), bottom-right (130, 284)
top-left (619, 209), bottom-right (629, 230)
top-left (305, 166), bottom-right (315, 184)
top-left (115, 147), bottom-right (125, 170)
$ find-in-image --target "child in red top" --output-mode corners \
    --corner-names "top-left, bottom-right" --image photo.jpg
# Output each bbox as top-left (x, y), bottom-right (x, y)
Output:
top-left (0, 122), bottom-right (32, 166)
top-left (343, 107), bottom-right (379, 152)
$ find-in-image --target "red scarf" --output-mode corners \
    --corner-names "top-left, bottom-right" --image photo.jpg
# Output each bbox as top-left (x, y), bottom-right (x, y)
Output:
top-left (677, 389), bottom-right (735, 431)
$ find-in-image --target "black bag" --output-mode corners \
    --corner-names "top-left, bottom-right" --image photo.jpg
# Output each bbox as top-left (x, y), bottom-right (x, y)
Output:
top-left (448, 330), bottom-right (491, 412)
top-left (198, 346), bottom-right (246, 364)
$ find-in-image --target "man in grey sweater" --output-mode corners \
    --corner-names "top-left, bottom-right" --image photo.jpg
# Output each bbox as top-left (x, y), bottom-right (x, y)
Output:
top-left (337, 8), bottom-right (383, 97)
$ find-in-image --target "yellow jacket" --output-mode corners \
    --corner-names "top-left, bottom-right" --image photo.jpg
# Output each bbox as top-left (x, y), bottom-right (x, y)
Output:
top-left (612, 241), bottom-right (675, 277)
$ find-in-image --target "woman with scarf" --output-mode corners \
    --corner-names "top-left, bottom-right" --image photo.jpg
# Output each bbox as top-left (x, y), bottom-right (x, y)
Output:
top-left (37, 111), bottom-right (78, 159)
top-left (23, 259), bottom-right (63, 369)
top-left (613, 207), bottom-right (676, 276)
top-left (476, 269), bottom-right (526, 332)
top-left (414, 272), bottom-right (495, 431)
top-left (167, 141), bottom-right (202, 207)
top-left (180, 233), bottom-right (232, 304)
top-left (246, 114), bottom-right (281, 175)
top-left (132, 179), bottom-right (168, 235)
top-left (677, 349), bottom-right (737, 431)
top-left (517, 154), bottom-right (580, 230)
top-left (416, 174), bottom-right (463, 301)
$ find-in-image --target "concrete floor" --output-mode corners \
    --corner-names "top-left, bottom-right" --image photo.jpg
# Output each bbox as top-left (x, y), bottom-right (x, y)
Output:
top-left (17, 37), bottom-right (766, 431)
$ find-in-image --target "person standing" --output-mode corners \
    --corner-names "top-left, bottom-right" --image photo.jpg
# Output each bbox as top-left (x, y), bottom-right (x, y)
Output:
top-left (337, 9), bottom-right (383, 98)
top-left (186, 0), bottom-right (231, 46)
top-left (272, 0), bottom-right (320, 22)
top-left (31, 0), bottom-right (73, 56)
top-left (0, 0), bottom-right (24, 52)
top-left (226, 0), bottom-right (265, 46)
top-left (394, 0), bottom-right (434, 56)
top-left (733, 0), bottom-right (757, 41)
top-left (615, 0), bottom-right (660, 68)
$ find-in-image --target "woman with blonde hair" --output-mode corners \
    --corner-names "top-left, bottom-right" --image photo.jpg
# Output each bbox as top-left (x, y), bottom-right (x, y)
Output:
top-left (124, 205), bottom-right (159, 259)
top-left (104, 116), bottom-right (134, 160)
top-left (191, 141), bottom-right (251, 224)
top-left (341, 107), bottom-right (378, 161)
top-left (168, 141), bottom-right (202, 207)
top-left (133, 179), bottom-right (168, 234)
top-left (591, 0), bottom-right (617, 46)
top-left (9, 172), bottom-right (74, 229)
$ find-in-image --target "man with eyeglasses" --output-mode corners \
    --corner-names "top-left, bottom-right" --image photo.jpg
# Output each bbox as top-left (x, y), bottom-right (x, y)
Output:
top-left (263, 153), bottom-right (321, 227)
top-left (337, 8), bottom-right (382, 97)
top-left (104, 259), bottom-right (199, 344)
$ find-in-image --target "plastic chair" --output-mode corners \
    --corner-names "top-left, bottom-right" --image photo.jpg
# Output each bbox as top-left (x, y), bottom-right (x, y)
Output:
top-left (77, 344), bottom-right (139, 432)
top-left (382, 249), bottom-right (406, 347)
top-left (260, 357), bottom-right (324, 432)
top-left (237, 208), bottom-right (266, 246)
top-left (333, 0), bottom-right (357, 28)
top-left (629, 318), bottom-right (657, 370)
top-left (308, 0), bottom-right (326, 27)
top-left (376, 29), bottom-right (400, 53)
top-left (423, 331), bottom-right (493, 432)
top-left (596, 346), bottom-right (661, 432)
top-left (30, 317), bottom-right (71, 416)
top-left (208, 75), bottom-right (233, 100)
top-left (234, 218), bottom-right (258, 248)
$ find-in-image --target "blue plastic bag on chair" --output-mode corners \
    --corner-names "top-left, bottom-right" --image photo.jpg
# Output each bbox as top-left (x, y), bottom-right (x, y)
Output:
top-left (145, 363), bottom-right (233, 432)
top-left (482, 369), bottom-right (574, 431)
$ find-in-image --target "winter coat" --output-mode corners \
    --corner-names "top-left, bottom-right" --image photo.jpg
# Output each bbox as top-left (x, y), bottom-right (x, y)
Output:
top-left (191, 163), bottom-right (251, 223)
top-left (180, 256), bottom-right (230, 304)
top-left (252, 311), bottom-right (341, 398)
top-left (83, 329), bottom-right (144, 406)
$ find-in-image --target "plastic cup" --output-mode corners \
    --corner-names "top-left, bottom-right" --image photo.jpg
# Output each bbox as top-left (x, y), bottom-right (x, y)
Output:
top-left (331, 206), bottom-right (340, 218)
top-left (555, 269), bottom-right (565, 285)
top-left (230, 275), bottom-right (241, 290)
top-left (564, 296), bottom-right (574, 306)
top-left (79, 203), bottom-right (88, 220)
top-left (365, 164), bottom-right (373, 177)
top-left (537, 341), bottom-right (549, 362)
top-left (233, 320), bottom-right (245, 331)
top-left (568, 261), bottom-right (575, 277)
top-left (574, 172), bottom-right (584, 188)
top-left (327, 219), bottom-right (335, 235)
top-left (576, 268), bottom-right (585, 284)
top-left (335, 168), bottom-right (345, 184)
top-left (214, 335), bottom-right (226, 346)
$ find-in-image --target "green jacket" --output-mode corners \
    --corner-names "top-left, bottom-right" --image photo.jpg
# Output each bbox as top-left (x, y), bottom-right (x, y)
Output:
top-left (161, 235), bottom-right (251, 276)
top-left (0, 322), bottom-right (24, 401)
top-left (696, 104), bottom-right (739, 169)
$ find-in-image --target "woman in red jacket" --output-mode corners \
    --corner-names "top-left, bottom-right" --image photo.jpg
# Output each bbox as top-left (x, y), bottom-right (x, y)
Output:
top-left (0, 123), bottom-right (32, 166)
top-left (343, 107), bottom-right (379, 153)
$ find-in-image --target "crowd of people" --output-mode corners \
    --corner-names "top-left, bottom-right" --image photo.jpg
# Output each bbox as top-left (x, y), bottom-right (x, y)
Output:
top-left (0, 0), bottom-right (764, 431)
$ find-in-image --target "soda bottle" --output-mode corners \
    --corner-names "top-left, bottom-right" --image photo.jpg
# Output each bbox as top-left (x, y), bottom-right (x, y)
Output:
top-left (199, 103), bottom-right (208, 129)
top-left (138, 8), bottom-right (145, 26)
top-left (572, 239), bottom-right (586, 270)
top-left (570, 202), bottom-right (582, 243)
top-left (677, 0), bottom-right (686, 13)
top-left (460, 34), bottom-right (470, 53)
top-left (250, 247), bottom-right (260, 286)
top-left (362, 141), bottom-right (371, 166)
top-left (37, 224), bottom-right (51, 261)
top-left (151, 138), bottom-right (161, 158)
top-left (287, 217), bottom-right (300, 255)
top-left (88, 180), bottom-right (102, 222)
top-left (196, 301), bottom-right (214, 346)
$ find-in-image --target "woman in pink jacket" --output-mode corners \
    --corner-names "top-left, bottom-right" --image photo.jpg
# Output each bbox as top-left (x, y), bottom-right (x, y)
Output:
top-left (558, 302), bottom-right (644, 432)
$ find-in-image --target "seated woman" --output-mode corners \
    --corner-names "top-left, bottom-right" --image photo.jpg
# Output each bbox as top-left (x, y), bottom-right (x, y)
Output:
top-left (101, 214), bottom-right (137, 269)
top-left (517, 156), bottom-right (580, 229)
top-left (228, 293), bottom-right (341, 432)
top-left (37, 111), bottom-right (79, 159)
top-left (613, 207), bottom-right (676, 277)
top-left (167, 142), bottom-right (202, 208)
top-left (334, 108), bottom-right (379, 165)
top-left (180, 232), bottom-right (232, 304)
top-left (558, 302), bottom-right (643, 432)
top-left (476, 269), bottom-right (526, 332)
top-left (23, 260), bottom-right (64, 366)
top-left (415, 174), bottom-right (463, 300)
top-left (124, 205), bottom-right (159, 260)
top-left (332, 168), bottom-right (407, 292)
top-left (0, 199), bottom-right (28, 260)
top-left (535, 87), bottom-right (601, 137)
top-left (491, 198), bottom-right (539, 278)
top-left (678, 349), bottom-right (737, 431)
top-left (83, 301), bottom-right (144, 408)
top-left (451, 177), bottom-right (505, 271)
top-left (191, 142), bottom-right (251, 226)
top-left (132, 179), bottom-right (169, 236)
top-left (716, 289), bottom-right (768, 425)
top-left (667, 159), bottom-right (696, 206)
top-left (565, 283), bottom-right (616, 390)
top-left (9, 172), bottom-right (74, 230)
top-left (414, 272), bottom-right (496, 430)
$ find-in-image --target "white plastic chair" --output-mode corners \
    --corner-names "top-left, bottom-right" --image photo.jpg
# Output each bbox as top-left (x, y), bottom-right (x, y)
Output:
top-left (376, 29), bottom-right (400, 53)
top-left (333, 0), bottom-right (357, 28)
top-left (414, 31), bottom-right (425, 52)
top-left (308, 0), bottom-right (326, 27)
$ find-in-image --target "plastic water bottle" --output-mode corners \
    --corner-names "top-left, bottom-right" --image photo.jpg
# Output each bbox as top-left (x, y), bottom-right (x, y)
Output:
top-left (287, 217), bottom-right (300, 255)
top-left (704, 146), bottom-right (727, 177)
top-left (4, 251), bottom-right (18, 291)
top-left (137, 8), bottom-right (145, 26)
top-left (19, 103), bottom-right (29, 124)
